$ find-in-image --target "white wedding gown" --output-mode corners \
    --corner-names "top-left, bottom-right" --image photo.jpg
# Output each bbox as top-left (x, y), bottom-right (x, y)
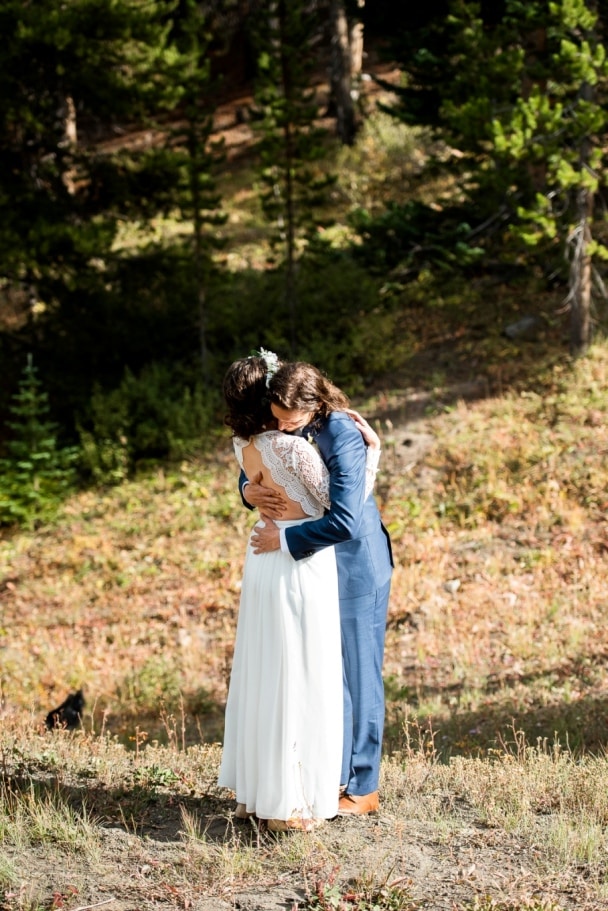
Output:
top-left (218, 430), bottom-right (343, 822)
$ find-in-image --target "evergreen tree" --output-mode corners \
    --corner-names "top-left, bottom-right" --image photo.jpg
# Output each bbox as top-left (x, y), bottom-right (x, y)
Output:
top-left (252, 0), bottom-right (336, 352)
top-left (491, 0), bottom-right (608, 354)
top-left (387, 0), bottom-right (608, 354)
top-left (0, 356), bottom-right (77, 527)
top-left (167, 0), bottom-right (227, 386)
top-left (0, 0), bottom-right (183, 328)
top-left (0, 0), bottom-right (234, 424)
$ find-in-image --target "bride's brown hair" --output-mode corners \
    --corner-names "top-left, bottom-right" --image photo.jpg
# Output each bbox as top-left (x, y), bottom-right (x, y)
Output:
top-left (268, 362), bottom-right (349, 418)
top-left (223, 357), bottom-right (273, 439)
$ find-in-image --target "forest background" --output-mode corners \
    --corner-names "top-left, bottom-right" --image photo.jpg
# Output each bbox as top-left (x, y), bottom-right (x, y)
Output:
top-left (1, 0), bottom-right (607, 519)
top-left (1, 1), bottom-right (608, 910)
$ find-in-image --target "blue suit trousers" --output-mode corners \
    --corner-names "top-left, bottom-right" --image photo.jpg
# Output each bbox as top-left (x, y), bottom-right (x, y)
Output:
top-left (340, 578), bottom-right (391, 794)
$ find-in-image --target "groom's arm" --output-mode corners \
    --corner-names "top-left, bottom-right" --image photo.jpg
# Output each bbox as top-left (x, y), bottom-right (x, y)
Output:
top-left (287, 414), bottom-right (366, 559)
top-left (238, 469), bottom-right (254, 509)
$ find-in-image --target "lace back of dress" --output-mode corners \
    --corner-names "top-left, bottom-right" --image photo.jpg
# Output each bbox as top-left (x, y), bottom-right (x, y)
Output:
top-left (234, 432), bottom-right (328, 518)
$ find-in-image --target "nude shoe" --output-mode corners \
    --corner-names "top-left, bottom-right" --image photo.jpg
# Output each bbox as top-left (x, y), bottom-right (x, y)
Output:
top-left (337, 791), bottom-right (379, 815)
top-left (234, 803), bottom-right (255, 819)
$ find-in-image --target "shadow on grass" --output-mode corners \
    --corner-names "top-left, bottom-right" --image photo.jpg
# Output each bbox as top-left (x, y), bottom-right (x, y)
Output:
top-left (5, 669), bottom-right (608, 852)
top-left (1, 761), bottom-right (258, 846)
top-left (362, 284), bottom-right (570, 427)
top-left (384, 661), bottom-right (608, 761)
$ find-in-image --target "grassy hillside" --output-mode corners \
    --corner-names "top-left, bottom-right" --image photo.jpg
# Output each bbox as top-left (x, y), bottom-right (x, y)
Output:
top-left (1, 335), bottom-right (608, 910)
top-left (3, 318), bottom-right (607, 749)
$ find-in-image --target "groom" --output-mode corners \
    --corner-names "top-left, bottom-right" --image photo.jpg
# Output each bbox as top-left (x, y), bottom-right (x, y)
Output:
top-left (242, 360), bottom-right (393, 815)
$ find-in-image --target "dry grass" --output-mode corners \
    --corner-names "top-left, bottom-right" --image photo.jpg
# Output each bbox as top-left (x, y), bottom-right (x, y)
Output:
top-left (1, 721), bottom-right (608, 909)
top-left (374, 341), bottom-right (608, 759)
top-left (4, 343), bottom-right (607, 756)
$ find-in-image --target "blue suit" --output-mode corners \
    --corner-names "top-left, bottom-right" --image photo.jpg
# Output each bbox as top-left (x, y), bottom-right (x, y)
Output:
top-left (241, 412), bottom-right (393, 795)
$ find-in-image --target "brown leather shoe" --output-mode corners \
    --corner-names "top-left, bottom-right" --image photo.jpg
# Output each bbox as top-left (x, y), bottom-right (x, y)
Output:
top-left (337, 791), bottom-right (379, 815)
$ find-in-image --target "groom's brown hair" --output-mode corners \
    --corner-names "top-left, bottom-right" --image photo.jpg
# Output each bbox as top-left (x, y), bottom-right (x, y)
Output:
top-left (269, 362), bottom-right (349, 419)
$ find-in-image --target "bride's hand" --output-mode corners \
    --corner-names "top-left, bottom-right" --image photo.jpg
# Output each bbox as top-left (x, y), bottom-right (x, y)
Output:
top-left (244, 472), bottom-right (287, 518)
top-left (344, 409), bottom-right (381, 450)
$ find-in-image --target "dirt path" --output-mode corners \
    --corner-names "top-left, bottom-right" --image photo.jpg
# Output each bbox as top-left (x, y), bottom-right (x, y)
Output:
top-left (95, 61), bottom-right (402, 160)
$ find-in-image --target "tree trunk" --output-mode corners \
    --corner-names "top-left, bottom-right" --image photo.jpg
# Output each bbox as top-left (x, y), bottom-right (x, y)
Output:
top-left (278, 0), bottom-right (297, 352)
top-left (58, 94), bottom-right (77, 146)
top-left (569, 187), bottom-right (593, 356)
top-left (349, 0), bottom-right (365, 79)
top-left (521, 26), bottom-right (547, 192)
top-left (569, 77), bottom-right (594, 357)
top-left (189, 131), bottom-right (210, 385)
top-left (58, 94), bottom-right (78, 194)
top-left (569, 1), bottom-right (598, 356)
top-left (328, 0), bottom-right (357, 145)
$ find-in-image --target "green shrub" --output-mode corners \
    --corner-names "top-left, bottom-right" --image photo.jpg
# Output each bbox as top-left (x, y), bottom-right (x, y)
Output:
top-left (349, 200), bottom-right (485, 276)
top-left (77, 362), bottom-right (217, 483)
top-left (210, 252), bottom-right (404, 392)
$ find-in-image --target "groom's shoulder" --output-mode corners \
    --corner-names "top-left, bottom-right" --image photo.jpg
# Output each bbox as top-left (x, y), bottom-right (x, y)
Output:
top-left (322, 411), bottom-right (350, 430)
top-left (321, 411), bottom-right (360, 442)
top-left (326, 410), bottom-right (349, 424)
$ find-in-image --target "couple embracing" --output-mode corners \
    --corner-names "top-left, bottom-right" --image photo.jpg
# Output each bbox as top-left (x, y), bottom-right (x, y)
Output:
top-left (218, 352), bottom-right (393, 832)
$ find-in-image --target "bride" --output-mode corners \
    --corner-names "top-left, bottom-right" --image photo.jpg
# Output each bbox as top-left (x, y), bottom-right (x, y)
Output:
top-left (218, 353), bottom-right (379, 832)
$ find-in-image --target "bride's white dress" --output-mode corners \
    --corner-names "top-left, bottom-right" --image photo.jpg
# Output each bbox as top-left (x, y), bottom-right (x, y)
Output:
top-left (218, 430), bottom-right (343, 821)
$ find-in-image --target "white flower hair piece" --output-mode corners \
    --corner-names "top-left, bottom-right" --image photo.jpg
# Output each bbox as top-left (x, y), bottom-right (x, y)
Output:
top-left (259, 347), bottom-right (280, 388)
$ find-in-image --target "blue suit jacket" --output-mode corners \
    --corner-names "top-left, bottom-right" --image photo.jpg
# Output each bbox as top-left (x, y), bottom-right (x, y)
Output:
top-left (240, 412), bottom-right (393, 602)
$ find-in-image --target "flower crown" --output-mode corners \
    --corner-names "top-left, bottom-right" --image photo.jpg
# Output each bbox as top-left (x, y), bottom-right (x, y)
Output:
top-left (254, 347), bottom-right (280, 388)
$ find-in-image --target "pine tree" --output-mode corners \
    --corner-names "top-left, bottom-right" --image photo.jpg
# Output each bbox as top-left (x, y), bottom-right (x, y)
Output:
top-left (167, 0), bottom-right (227, 386)
top-left (0, 356), bottom-right (77, 527)
top-left (252, 0), bottom-right (336, 352)
top-left (387, 0), bottom-right (608, 354)
top-left (491, 0), bottom-right (608, 354)
top-left (0, 0), bottom-right (183, 309)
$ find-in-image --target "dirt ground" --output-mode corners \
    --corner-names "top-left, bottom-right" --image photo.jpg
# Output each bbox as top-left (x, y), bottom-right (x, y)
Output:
top-left (4, 780), bottom-right (605, 911)
top-left (96, 59), bottom-right (403, 161)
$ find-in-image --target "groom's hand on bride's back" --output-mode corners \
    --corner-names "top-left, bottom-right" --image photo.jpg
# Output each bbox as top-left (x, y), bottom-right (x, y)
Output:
top-left (244, 472), bottom-right (287, 518)
top-left (251, 517), bottom-right (280, 554)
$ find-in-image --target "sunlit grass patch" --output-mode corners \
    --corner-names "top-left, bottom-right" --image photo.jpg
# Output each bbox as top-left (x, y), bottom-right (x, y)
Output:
top-left (0, 453), bottom-right (244, 742)
top-left (334, 111), bottom-right (439, 213)
top-left (0, 853), bottom-right (16, 888)
top-left (0, 719), bottom-right (606, 907)
top-left (179, 807), bottom-right (266, 885)
top-left (0, 780), bottom-right (100, 856)
top-left (374, 340), bottom-right (608, 757)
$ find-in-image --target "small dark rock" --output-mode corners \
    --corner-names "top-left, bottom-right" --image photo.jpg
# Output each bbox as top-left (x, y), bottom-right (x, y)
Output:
top-left (45, 688), bottom-right (85, 730)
